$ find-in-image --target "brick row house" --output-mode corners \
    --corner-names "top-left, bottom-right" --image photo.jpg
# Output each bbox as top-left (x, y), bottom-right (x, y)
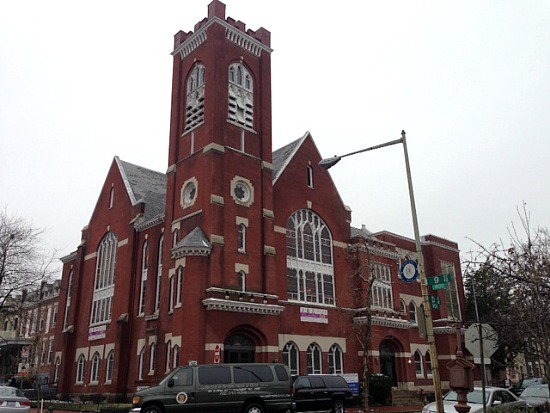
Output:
top-left (0, 281), bottom-right (60, 385)
top-left (51, 1), bottom-right (465, 401)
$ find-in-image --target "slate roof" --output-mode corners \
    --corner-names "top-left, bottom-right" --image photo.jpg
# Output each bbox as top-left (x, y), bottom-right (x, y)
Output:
top-left (272, 132), bottom-right (309, 183)
top-left (351, 225), bottom-right (374, 239)
top-left (112, 133), bottom-right (308, 226)
top-left (116, 157), bottom-right (167, 222)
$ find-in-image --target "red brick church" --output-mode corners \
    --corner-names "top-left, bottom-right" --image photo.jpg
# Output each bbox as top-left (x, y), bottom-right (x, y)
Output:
top-left (52, 0), bottom-right (465, 401)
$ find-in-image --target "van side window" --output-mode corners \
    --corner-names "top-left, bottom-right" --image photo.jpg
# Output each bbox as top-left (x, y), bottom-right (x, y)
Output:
top-left (274, 365), bottom-right (290, 381)
top-left (172, 367), bottom-right (193, 386)
top-left (234, 366), bottom-right (274, 383)
top-left (198, 366), bottom-right (231, 384)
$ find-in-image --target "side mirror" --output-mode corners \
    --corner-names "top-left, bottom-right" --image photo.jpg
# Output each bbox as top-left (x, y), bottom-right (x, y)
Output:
top-left (492, 401), bottom-right (502, 406)
top-left (167, 378), bottom-right (175, 388)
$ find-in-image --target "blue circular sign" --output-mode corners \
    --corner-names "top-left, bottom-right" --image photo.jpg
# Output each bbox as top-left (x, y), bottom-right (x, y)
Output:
top-left (400, 260), bottom-right (419, 283)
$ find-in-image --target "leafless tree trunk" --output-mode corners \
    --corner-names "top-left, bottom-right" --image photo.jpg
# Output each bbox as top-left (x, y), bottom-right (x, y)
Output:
top-left (350, 241), bottom-right (376, 411)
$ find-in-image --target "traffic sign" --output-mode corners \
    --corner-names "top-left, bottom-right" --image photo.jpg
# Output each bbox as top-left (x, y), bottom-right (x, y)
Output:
top-left (431, 283), bottom-right (448, 291)
top-left (427, 273), bottom-right (453, 286)
top-left (465, 323), bottom-right (498, 364)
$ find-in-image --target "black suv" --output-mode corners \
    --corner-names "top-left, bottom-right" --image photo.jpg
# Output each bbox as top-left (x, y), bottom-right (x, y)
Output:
top-left (293, 375), bottom-right (353, 413)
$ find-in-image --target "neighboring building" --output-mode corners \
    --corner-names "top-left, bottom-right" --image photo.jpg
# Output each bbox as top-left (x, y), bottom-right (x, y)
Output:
top-left (0, 296), bottom-right (26, 382)
top-left (51, 0), bottom-right (465, 401)
top-left (18, 281), bottom-right (60, 385)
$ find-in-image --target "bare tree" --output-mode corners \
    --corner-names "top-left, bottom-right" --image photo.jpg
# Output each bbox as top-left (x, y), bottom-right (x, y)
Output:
top-left (349, 239), bottom-right (377, 411)
top-left (0, 207), bottom-right (56, 317)
top-left (464, 205), bottom-right (550, 384)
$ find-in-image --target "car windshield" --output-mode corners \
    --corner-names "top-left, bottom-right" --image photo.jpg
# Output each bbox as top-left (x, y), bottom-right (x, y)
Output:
top-left (444, 390), bottom-right (488, 404)
top-left (522, 386), bottom-right (549, 398)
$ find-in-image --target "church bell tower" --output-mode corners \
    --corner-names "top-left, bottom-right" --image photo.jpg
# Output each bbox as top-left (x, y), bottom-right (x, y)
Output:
top-left (164, 0), bottom-right (277, 299)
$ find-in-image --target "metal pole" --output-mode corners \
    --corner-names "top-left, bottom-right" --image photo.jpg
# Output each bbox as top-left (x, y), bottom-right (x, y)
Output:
top-left (318, 131), bottom-right (444, 413)
top-left (473, 284), bottom-right (487, 413)
top-left (401, 130), bottom-right (444, 413)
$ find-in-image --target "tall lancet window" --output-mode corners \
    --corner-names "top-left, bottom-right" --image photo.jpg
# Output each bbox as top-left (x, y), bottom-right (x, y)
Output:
top-left (185, 63), bottom-right (205, 132)
top-left (228, 63), bottom-right (254, 129)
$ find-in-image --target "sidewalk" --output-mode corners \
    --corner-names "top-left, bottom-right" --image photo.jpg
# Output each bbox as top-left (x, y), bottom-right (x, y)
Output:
top-left (31, 405), bottom-right (425, 413)
top-left (348, 406), bottom-right (424, 413)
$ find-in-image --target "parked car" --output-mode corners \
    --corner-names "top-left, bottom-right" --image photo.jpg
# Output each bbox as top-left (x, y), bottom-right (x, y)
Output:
top-left (131, 363), bottom-right (294, 413)
top-left (520, 384), bottom-right (550, 412)
top-left (422, 386), bottom-right (526, 413)
top-left (511, 377), bottom-right (547, 397)
top-left (292, 375), bottom-right (353, 413)
top-left (21, 385), bottom-right (57, 401)
top-left (0, 386), bottom-right (31, 413)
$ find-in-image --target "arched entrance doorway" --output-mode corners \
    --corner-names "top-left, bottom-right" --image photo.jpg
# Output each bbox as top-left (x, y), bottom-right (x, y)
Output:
top-left (224, 333), bottom-right (255, 363)
top-left (380, 341), bottom-right (398, 386)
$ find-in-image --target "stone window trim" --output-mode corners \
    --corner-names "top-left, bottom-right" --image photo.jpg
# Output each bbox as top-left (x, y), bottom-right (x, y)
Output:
top-left (230, 176), bottom-right (254, 207)
top-left (181, 177), bottom-right (198, 209)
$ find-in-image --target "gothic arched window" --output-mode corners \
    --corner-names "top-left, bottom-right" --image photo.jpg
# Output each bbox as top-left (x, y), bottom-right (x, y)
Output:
top-left (307, 343), bottom-right (322, 374)
top-left (286, 210), bottom-right (334, 305)
top-left (90, 352), bottom-right (100, 383)
top-left (185, 64), bottom-right (205, 132)
top-left (228, 63), bottom-right (254, 129)
top-left (328, 344), bottom-right (343, 374)
top-left (106, 350), bottom-right (115, 383)
top-left (283, 342), bottom-right (299, 375)
top-left (91, 232), bottom-right (117, 325)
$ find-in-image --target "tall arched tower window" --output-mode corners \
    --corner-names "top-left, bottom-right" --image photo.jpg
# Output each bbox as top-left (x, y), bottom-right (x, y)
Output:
top-left (185, 63), bottom-right (205, 132)
top-left (286, 210), bottom-right (334, 305)
top-left (138, 240), bottom-right (148, 316)
top-left (228, 63), bottom-right (254, 129)
top-left (91, 232), bottom-right (117, 325)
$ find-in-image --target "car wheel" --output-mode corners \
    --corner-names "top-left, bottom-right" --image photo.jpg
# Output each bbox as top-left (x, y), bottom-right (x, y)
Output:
top-left (244, 402), bottom-right (265, 413)
top-left (332, 399), bottom-right (345, 413)
top-left (141, 405), bottom-right (162, 413)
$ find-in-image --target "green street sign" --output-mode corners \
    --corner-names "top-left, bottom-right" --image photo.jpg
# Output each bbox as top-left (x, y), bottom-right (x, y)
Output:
top-left (432, 283), bottom-right (448, 291)
top-left (429, 296), bottom-right (441, 309)
top-left (430, 296), bottom-right (441, 305)
top-left (427, 273), bottom-right (453, 286)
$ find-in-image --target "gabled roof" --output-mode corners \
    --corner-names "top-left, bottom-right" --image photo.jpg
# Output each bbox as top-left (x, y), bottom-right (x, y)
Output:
top-left (272, 131), bottom-right (309, 184)
top-left (115, 157), bottom-right (167, 222)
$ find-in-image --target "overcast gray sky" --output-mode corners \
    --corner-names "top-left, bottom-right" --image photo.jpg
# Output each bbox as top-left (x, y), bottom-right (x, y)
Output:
top-left (1, 1), bottom-right (549, 274)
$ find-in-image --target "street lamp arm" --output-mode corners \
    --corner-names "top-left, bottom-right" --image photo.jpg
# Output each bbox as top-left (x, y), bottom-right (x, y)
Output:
top-left (319, 137), bottom-right (404, 170)
top-left (317, 130), bottom-right (445, 413)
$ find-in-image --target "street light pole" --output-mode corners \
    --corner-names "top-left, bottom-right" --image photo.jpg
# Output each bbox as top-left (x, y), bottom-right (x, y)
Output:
top-left (319, 130), bottom-right (444, 413)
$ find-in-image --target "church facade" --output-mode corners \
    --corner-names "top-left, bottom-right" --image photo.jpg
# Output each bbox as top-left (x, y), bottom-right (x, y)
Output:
top-left (52, 1), bottom-right (465, 401)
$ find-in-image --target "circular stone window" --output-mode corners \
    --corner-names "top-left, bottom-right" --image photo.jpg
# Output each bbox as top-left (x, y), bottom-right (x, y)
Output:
top-left (231, 177), bottom-right (254, 207)
top-left (234, 181), bottom-right (250, 203)
top-left (181, 178), bottom-right (198, 209)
